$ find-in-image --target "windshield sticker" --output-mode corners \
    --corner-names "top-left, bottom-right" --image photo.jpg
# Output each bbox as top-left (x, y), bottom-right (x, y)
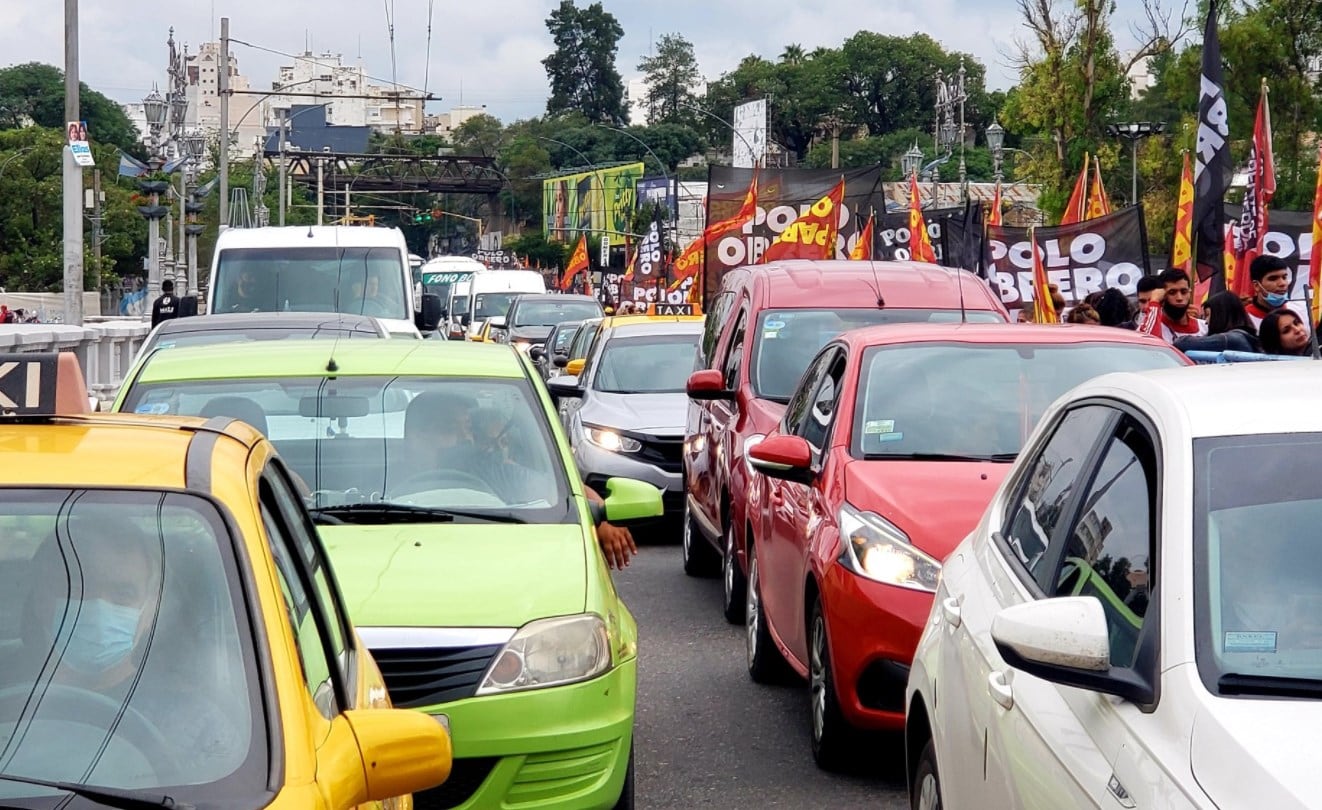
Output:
top-left (864, 420), bottom-right (896, 435)
top-left (875, 432), bottom-right (904, 443)
top-left (1224, 631), bottom-right (1277, 654)
top-left (134, 402), bottom-right (171, 415)
top-left (764, 319), bottom-right (786, 330)
top-left (763, 331), bottom-right (778, 340)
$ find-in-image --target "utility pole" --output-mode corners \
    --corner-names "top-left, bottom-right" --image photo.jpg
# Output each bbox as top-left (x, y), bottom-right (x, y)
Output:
top-left (62, 0), bottom-right (84, 325)
top-left (90, 168), bottom-right (102, 291)
top-left (218, 16), bottom-right (230, 231)
top-left (278, 108), bottom-right (287, 226)
top-left (316, 156), bottom-right (325, 225)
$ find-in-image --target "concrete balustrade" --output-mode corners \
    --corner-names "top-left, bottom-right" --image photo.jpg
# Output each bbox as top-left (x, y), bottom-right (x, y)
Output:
top-left (0, 319), bottom-right (151, 402)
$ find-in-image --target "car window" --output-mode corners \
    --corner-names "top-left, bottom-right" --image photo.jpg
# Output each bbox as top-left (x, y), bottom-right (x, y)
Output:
top-left (1000, 405), bottom-right (1115, 591)
top-left (699, 291), bottom-right (735, 368)
top-left (552, 324), bottom-right (580, 353)
top-left (800, 355), bottom-right (845, 455)
top-left (1051, 420), bottom-right (1156, 668)
top-left (0, 489), bottom-right (262, 796)
top-left (722, 310), bottom-right (748, 390)
top-left (783, 349), bottom-right (836, 437)
top-left (569, 322), bottom-right (601, 362)
top-left (212, 246), bottom-right (407, 318)
top-left (593, 333), bottom-right (700, 393)
top-left (513, 300), bottom-right (602, 326)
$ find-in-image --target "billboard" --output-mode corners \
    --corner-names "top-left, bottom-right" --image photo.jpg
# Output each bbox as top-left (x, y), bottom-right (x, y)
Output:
top-left (637, 175), bottom-right (676, 219)
top-left (543, 162), bottom-right (646, 242)
top-left (732, 99), bottom-right (767, 168)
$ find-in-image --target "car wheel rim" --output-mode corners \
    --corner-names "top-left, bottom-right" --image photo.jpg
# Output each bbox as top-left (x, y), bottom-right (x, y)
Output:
top-left (723, 529), bottom-right (735, 604)
top-left (745, 556), bottom-right (759, 666)
top-left (682, 503), bottom-right (693, 561)
top-left (810, 614), bottom-right (827, 742)
top-left (917, 772), bottom-right (940, 810)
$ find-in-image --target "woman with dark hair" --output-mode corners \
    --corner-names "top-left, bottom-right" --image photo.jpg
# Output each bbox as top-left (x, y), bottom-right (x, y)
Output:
top-left (1173, 291), bottom-right (1262, 354)
top-left (1259, 309), bottom-right (1313, 356)
top-left (1094, 288), bottom-right (1132, 327)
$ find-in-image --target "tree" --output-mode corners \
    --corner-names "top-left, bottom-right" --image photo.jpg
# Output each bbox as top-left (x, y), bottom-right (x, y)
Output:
top-left (542, 1), bottom-right (629, 124)
top-left (451, 113), bottom-right (506, 158)
top-left (779, 44), bottom-right (806, 66)
top-left (0, 63), bottom-right (142, 154)
top-left (637, 34), bottom-right (703, 126)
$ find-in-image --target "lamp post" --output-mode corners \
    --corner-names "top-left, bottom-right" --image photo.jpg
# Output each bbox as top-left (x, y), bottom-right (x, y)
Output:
top-left (1106, 121), bottom-right (1166, 205)
top-left (139, 86), bottom-right (170, 306)
top-left (900, 144), bottom-right (923, 179)
top-left (593, 122), bottom-right (676, 230)
top-left (933, 61), bottom-right (968, 204)
top-left (183, 133), bottom-right (207, 296)
top-left (986, 120), bottom-right (1005, 182)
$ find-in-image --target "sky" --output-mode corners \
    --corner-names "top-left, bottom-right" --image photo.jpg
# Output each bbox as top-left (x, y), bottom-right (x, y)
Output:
top-left (2, 0), bottom-right (1167, 124)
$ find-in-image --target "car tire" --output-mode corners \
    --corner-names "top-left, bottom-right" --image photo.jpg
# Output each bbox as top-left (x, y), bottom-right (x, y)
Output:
top-left (746, 543), bottom-right (790, 683)
top-left (721, 523), bottom-right (747, 624)
top-left (911, 740), bottom-right (942, 810)
top-left (612, 743), bottom-right (635, 809)
top-left (682, 499), bottom-right (719, 577)
top-left (809, 597), bottom-right (855, 772)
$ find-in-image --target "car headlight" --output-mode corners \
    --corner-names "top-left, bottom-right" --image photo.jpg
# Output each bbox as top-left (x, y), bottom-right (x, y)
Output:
top-left (742, 433), bottom-right (767, 475)
top-left (585, 425), bottom-right (642, 454)
top-left (838, 503), bottom-right (941, 592)
top-left (477, 614), bottom-right (612, 695)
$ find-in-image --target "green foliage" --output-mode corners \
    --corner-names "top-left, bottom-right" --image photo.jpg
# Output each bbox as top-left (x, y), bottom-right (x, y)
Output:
top-left (637, 34), bottom-right (703, 126)
top-left (0, 63), bottom-right (142, 154)
top-left (505, 229), bottom-right (569, 269)
top-left (542, 1), bottom-right (629, 124)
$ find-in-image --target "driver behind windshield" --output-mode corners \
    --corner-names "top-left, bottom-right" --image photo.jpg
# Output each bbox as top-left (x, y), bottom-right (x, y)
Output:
top-left (6, 512), bottom-right (245, 785)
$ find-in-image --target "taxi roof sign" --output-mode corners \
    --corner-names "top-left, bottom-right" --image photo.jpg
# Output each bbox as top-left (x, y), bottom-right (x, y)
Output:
top-left (647, 303), bottom-right (700, 316)
top-left (0, 353), bottom-right (89, 417)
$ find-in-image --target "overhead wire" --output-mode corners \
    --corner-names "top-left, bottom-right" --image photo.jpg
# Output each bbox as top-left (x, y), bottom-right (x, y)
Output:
top-left (228, 37), bottom-right (429, 96)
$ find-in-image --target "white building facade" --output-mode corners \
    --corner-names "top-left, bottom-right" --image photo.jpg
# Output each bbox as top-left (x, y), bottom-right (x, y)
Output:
top-left (265, 51), bottom-right (426, 133)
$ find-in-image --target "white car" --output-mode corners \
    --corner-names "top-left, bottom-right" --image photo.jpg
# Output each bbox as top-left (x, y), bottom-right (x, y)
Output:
top-left (906, 362), bottom-right (1322, 810)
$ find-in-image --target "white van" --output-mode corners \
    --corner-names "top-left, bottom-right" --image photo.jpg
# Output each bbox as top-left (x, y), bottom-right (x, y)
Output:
top-left (420, 256), bottom-right (487, 339)
top-left (208, 226), bottom-right (440, 337)
top-left (464, 270), bottom-right (547, 340)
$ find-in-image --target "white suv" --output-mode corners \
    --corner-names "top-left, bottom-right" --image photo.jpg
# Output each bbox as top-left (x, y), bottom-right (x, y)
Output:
top-left (906, 362), bottom-right (1322, 810)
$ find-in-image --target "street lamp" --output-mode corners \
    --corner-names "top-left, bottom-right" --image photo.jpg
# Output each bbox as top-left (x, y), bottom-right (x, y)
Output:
top-left (1106, 121), bottom-right (1166, 205)
top-left (900, 144), bottom-right (924, 179)
top-left (986, 120), bottom-right (1005, 182)
top-left (142, 86), bottom-right (169, 150)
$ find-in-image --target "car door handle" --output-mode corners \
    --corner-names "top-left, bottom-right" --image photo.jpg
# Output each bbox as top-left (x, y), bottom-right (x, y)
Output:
top-left (770, 488), bottom-right (784, 506)
top-left (940, 597), bottom-right (962, 628)
top-left (988, 671), bottom-right (1014, 710)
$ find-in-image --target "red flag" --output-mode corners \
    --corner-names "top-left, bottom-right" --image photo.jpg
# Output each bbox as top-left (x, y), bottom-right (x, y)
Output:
top-left (622, 236), bottom-right (636, 281)
top-left (849, 212), bottom-right (874, 260)
top-left (1309, 146), bottom-right (1322, 327)
top-left (1030, 227), bottom-right (1057, 324)
top-left (761, 176), bottom-right (846, 264)
top-left (1060, 154), bottom-right (1090, 225)
top-left (559, 234), bottom-right (589, 291)
top-left (671, 172), bottom-right (758, 285)
top-left (987, 181), bottom-right (1003, 227)
top-left (1232, 81), bottom-right (1276, 298)
top-left (907, 173), bottom-right (937, 263)
top-left (1171, 152), bottom-right (1195, 273)
top-left (1086, 160), bottom-right (1112, 219)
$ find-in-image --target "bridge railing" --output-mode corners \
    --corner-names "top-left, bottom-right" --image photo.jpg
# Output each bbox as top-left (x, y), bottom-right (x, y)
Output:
top-left (0, 319), bottom-right (150, 402)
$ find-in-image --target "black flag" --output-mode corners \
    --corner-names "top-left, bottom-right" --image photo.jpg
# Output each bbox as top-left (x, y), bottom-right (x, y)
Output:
top-left (1192, 0), bottom-right (1232, 288)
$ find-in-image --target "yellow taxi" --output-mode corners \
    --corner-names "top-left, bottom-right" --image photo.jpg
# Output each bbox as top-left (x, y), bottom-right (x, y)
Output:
top-left (561, 303), bottom-right (704, 379)
top-left (0, 354), bottom-right (451, 808)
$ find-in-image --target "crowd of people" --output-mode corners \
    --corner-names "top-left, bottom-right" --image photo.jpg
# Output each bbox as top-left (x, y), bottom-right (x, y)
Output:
top-left (1029, 255), bottom-right (1317, 358)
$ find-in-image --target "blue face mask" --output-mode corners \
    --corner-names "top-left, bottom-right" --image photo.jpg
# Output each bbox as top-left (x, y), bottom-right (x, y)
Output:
top-left (1265, 291), bottom-right (1289, 307)
top-left (53, 599), bottom-right (141, 673)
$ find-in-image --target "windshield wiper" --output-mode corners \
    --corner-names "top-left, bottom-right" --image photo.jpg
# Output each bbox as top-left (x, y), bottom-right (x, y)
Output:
top-left (309, 503), bottom-right (527, 525)
top-left (862, 452), bottom-right (1018, 463)
top-left (0, 772), bottom-right (190, 810)
top-left (1217, 673), bottom-right (1322, 698)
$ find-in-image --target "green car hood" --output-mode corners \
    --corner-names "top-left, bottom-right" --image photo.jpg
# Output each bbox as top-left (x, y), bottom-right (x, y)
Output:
top-left (321, 523), bottom-right (588, 628)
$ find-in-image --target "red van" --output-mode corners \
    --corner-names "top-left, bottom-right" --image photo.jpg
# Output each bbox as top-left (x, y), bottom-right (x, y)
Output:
top-left (681, 260), bottom-right (1008, 622)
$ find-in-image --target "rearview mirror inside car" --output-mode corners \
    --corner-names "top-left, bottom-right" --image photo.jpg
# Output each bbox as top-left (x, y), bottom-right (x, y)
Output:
top-left (299, 396), bottom-right (371, 419)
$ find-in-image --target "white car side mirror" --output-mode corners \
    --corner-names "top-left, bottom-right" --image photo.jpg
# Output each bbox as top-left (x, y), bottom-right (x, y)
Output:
top-left (991, 597), bottom-right (1110, 672)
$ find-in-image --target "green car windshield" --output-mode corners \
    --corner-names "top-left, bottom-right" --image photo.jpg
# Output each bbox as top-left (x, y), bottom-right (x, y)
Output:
top-left (122, 376), bottom-right (574, 524)
top-left (0, 489), bottom-right (264, 801)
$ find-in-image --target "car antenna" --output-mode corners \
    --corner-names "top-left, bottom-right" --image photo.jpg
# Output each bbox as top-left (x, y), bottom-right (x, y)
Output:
top-left (956, 264), bottom-right (968, 323)
top-left (868, 261), bottom-right (885, 309)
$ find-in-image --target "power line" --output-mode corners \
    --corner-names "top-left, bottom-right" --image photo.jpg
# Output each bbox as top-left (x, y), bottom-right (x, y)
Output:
top-left (227, 37), bottom-right (429, 96)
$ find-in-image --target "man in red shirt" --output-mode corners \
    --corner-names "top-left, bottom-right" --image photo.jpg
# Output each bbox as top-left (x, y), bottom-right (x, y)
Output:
top-left (1157, 268), bottom-right (1206, 343)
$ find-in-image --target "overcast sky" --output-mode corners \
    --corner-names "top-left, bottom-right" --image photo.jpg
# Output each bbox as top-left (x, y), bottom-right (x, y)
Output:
top-left (3, 0), bottom-right (1167, 123)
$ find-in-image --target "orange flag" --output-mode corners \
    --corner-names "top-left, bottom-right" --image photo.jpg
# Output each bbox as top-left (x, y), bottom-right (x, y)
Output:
top-left (1030, 227), bottom-right (1057, 324)
top-left (1086, 160), bottom-right (1112, 219)
top-left (987, 181), bottom-right (1003, 227)
top-left (670, 236), bottom-right (704, 292)
top-left (907, 173), bottom-right (937, 263)
top-left (849, 212), bottom-right (874, 260)
top-left (622, 236), bottom-right (636, 282)
top-left (671, 172), bottom-right (758, 285)
top-left (1309, 146), bottom-right (1322, 327)
top-left (1223, 222), bottom-right (1238, 294)
top-left (559, 234), bottom-right (589, 291)
top-left (1060, 153), bottom-right (1090, 225)
top-left (1232, 80), bottom-right (1277, 299)
top-left (761, 176), bottom-right (846, 264)
top-left (1170, 152), bottom-right (1194, 274)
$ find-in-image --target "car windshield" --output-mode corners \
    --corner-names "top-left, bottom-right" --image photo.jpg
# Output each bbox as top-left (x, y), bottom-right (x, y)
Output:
top-left (122, 376), bottom-right (572, 524)
top-left (551, 324), bottom-right (580, 353)
top-left (149, 326), bottom-right (374, 353)
top-left (513, 301), bottom-right (602, 327)
top-left (751, 308), bottom-right (1003, 402)
top-left (212, 246), bottom-right (408, 319)
top-left (473, 293), bottom-right (520, 320)
top-left (594, 334), bottom-right (700, 394)
top-left (0, 489), bottom-right (262, 800)
top-left (1195, 434), bottom-right (1322, 694)
top-left (851, 342), bottom-right (1183, 459)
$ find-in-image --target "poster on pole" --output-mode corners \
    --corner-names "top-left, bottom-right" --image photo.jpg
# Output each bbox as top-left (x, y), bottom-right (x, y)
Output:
top-left (732, 99), bottom-right (767, 169)
top-left (66, 120), bottom-right (95, 167)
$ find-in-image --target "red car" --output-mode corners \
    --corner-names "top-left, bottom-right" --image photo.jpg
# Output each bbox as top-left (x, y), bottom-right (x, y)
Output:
top-left (682, 261), bottom-right (1008, 623)
top-left (742, 323), bottom-right (1189, 769)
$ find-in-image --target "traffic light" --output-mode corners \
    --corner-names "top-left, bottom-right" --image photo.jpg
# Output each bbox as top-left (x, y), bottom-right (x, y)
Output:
top-left (412, 210), bottom-right (434, 225)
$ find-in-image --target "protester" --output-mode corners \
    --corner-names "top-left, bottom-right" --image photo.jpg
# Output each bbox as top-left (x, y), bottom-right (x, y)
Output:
top-left (1172, 291), bottom-right (1261, 354)
top-left (1066, 303), bottom-right (1101, 324)
top-left (1259, 309), bottom-right (1312, 357)
top-left (1244, 255), bottom-right (1294, 329)
top-left (151, 280), bottom-right (180, 328)
top-left (1094, 288), bottom-right (1132, 327)
top-left (0, 305), bottom-right (10, 324)
top-left (1048, 284), bottom-right (1066, 322)
top-left (1156, 268), bottom-right (1207, 343)
top-left (1136, 275), bottom-right (1165, 308)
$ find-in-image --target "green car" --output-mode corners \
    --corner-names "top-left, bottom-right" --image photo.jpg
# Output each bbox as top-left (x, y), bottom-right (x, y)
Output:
top-left (112, 339), bottom-right (661, 809)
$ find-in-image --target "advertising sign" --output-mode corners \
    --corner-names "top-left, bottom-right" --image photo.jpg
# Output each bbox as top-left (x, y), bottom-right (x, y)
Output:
top-left (732, 99), bottom-right (767, 169)
top-left (542, 162), bottom-right (645, 242)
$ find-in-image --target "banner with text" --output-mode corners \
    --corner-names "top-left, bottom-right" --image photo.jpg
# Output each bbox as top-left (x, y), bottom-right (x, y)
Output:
top-left (875, 205), bottom-right (983, 265)
top-left (983, 206), bottom-right (1151, 311)
top-left (1224, 205), bottom-right (1316, 302)
top-left (703, 165), bottom-right (886, 302)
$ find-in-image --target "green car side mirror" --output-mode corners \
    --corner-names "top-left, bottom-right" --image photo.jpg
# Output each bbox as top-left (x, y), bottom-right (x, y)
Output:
top-left (595, 478), bottom-right (663, 525)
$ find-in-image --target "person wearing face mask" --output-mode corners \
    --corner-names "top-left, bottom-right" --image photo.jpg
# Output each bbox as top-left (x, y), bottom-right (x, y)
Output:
top-left (1156, 268), bottom-right (1207, 343)
top-left (1244, 255), bottom-right (1304, 330)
